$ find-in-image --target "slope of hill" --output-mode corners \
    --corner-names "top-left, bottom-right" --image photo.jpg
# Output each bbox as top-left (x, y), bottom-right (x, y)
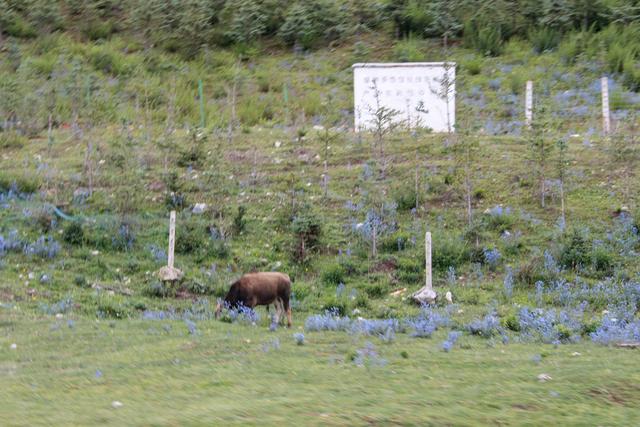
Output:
top-left (1, 23), bottom-right (639, 316)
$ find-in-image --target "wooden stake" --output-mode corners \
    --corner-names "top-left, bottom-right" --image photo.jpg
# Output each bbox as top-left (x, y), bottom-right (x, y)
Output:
top-left (425, 231), bottom-right (432, 290)
top-left (601, 76), bottom-right (611, 135)
top-left (525, 80), bottom-right (533, 127)
top-left (168, 211), bottom-right (176, 269)
top-left (47, 114), bottom-right (53, 156)
top-left (198, 79), bottom-right (205, 129)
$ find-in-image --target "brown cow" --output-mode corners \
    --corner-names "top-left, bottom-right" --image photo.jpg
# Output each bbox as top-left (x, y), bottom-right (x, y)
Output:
top-left (215, 272), bottom-right (292, 327)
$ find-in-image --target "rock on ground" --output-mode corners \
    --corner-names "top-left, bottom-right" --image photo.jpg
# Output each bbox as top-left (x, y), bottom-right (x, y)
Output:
top-left (157, 266), bottom-right (184, 282)
top-left (412, 287), bottom-right (437, 305)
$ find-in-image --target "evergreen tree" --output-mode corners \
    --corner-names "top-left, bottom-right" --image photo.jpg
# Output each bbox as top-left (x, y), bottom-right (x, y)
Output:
top-left (224, 0), bottom-right (267, 44)
top-left (425, 0), bottom-right (462, 49)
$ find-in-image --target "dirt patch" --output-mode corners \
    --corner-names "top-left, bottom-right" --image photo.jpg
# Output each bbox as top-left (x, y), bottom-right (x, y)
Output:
top-left (0, 287), bottom-right (15, 301)
top-left (175, 289), bottom-right (200, 300)
top-left (588, 383), bottom-right (640, 406)
top-left (372, 258), bottom-right (397, 273)
top-left (511, 403), bottom-right (540, 411)
top-left (225, 150), bottom-right (248, 162)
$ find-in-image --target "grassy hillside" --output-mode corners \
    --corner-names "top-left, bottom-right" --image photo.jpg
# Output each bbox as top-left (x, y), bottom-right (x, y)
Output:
top-left (1, 11), bottom-right (640, 425)
top-left (0, 31), bottom-right (639, 315)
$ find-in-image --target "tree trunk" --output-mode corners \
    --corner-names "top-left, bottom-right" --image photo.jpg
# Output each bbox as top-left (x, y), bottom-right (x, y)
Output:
top-left (560, 178), bottom-right (565, 227)
top-left (227, 81), bottom-right (237, 146)
top-left (372, 221), bottom-right (377, 259)
top-left (415, 162), bottom-right (419, 212)
top-left (47, 114), bottom-right (53, 157)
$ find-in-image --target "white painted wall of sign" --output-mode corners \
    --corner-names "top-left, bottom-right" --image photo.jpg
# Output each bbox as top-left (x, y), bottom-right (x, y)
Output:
top-left (353, 62), bottom-right (456, 133)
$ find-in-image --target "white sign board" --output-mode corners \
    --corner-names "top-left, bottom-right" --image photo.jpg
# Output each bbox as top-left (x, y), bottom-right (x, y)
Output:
top-left (353, 62), bottom-right (456, 133)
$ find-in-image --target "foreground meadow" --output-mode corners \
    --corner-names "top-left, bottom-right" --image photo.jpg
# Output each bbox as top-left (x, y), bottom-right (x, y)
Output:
top-left (1, 310), bottom-right (639, 426)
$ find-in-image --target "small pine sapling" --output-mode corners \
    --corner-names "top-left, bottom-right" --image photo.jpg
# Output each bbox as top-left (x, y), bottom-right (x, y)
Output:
top-left (610, 112), bottom-right (638, 208)
top-left (367, 79), bottom-right (402, 161)
top-left (556, 137), bottom-right (569, 229)
top-left (527, 103), bottom-right (557, 208)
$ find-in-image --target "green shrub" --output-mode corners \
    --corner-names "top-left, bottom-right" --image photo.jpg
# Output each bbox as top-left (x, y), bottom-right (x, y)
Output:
top-left (353, 293), bottom-right (370, 309)
top-left (502, 234), bottom-right (524, 257)
top-left (515, 255), bottom-right (549, 286)
top-left (381, 232), bottom-right (411, 253)
top-left (622, 58), bottom-right (640, 91)
top-left (144, 281), bottom-right (175, 298)
top-left (529, 28), bottom-right (561, 53)
top-left (291, 206), bottom-right (322, 263)
top-left (558, 31), bottom-right (590, 64)
top-left (0, 132), bottom-right (27, 149)
top-left (508, 70), bottom-right (526, 95)
top-left (321, 263), bottom-right (345, 286)
top-left (74, 275), bottom-right (89, 288)
top-left (393, 36), bottom-right (425, 62)
top-left (96, 299), bottom-right (130, 319)
top-left (233, 206), bottom-right (247, 235)
top-left (396, 257), bottom-right (422, 283)
top-left (62, 222), bottom-right (85, 246)
top-left (606, 42), bottom-right (629, 74)
top-left (124, 259), bottom-right (141, 275)
top-left (481, 210), bottom-right (516, 233)
top-left (0, 173), bottom-right (40, 193)
top-left (394, 187), bottom-right (417, 211)
top-left (581, 318), bottom-right (599, 336)
top-left (278, 3), bottom-right (317, 49)
top-left (352, 41), bottom-right (370, 61)
top-left (502, 313), bottom-right (520, 332)
top-left (461, 56), bottom-right (482, 75)
top-left (559, 229), bottom-right (590, 271)
top-left (610, 90), bottom-right (632, 110)
top-left (338, 257), bottom-right (360, 276)
top-left (363, 282), bottom-right (386, 298)
top-left (555, 324), bottom-right (572, 342)
top-left (83, 20), bottom-right (115, 41)
top-left (591, 246), bottom-right (615, 277)
top-left (183, 277), bottom-right (227, 296)
top-left (88, 46), bottom-right (132, 76)
top-left (176, 222), bottom-right (205, 254)
top-left (33, 208), bottom-right (55, 233)
top-left (466, 21), bottom-right (504, 57)
top-left (278, 0), bottom-right (348, 49)
top-left (432, 235), bottom-right (469, 271)
top-left (5, 15), bottom-right (37, 38)
top-left (27, 55), bottom-right (57, 76)
top-left (321, 296), bottom-right (348, 316)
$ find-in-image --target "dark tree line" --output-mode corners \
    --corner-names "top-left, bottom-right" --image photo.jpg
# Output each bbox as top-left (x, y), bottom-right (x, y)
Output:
top-left (1, 0), bottom-right (638, 58)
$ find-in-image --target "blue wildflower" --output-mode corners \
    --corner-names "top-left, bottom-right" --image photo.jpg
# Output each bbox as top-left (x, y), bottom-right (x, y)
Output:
top-left (293, 333), bottom-right (305, 345)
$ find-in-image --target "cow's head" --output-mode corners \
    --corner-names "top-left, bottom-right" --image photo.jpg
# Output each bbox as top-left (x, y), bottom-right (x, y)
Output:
top-left (215, 281), bottom-right (240, 319)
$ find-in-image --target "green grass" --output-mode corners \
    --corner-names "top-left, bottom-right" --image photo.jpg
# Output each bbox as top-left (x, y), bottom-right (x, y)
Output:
top-left (1, 25), bottom-right (640, 426)
top-left (1, 312), bottom-right (639, 426)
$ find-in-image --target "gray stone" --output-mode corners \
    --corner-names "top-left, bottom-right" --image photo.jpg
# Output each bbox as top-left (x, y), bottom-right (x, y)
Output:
top-left (412, 286), bottom-right (437, 305)
top-left (157, 266), bottom-right (184, 282)
top-left (192, 203), bottom-right (207, 214)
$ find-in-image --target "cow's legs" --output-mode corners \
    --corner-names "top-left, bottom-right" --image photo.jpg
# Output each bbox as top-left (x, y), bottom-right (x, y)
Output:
top-left (283, 297), bottom-right (292, 328)
top-left (273, 298), bottom-right (283, 325)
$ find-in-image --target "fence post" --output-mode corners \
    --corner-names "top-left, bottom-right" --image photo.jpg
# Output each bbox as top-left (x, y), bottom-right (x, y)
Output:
top-left (168, 210), bottom-right (176, 269)
top-left (525, 80), bottom-right (533, 127)
top-left (425, 231), bottom-right (432, 290)
top-left (601, 76), bottom-right (611, 135)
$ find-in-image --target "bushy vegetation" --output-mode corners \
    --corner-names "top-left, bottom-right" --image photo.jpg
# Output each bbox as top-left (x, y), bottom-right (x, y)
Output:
top-left (1, 8), bottom-right (640, 421)
top-left (0, 4), bottom-right (640, 424)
